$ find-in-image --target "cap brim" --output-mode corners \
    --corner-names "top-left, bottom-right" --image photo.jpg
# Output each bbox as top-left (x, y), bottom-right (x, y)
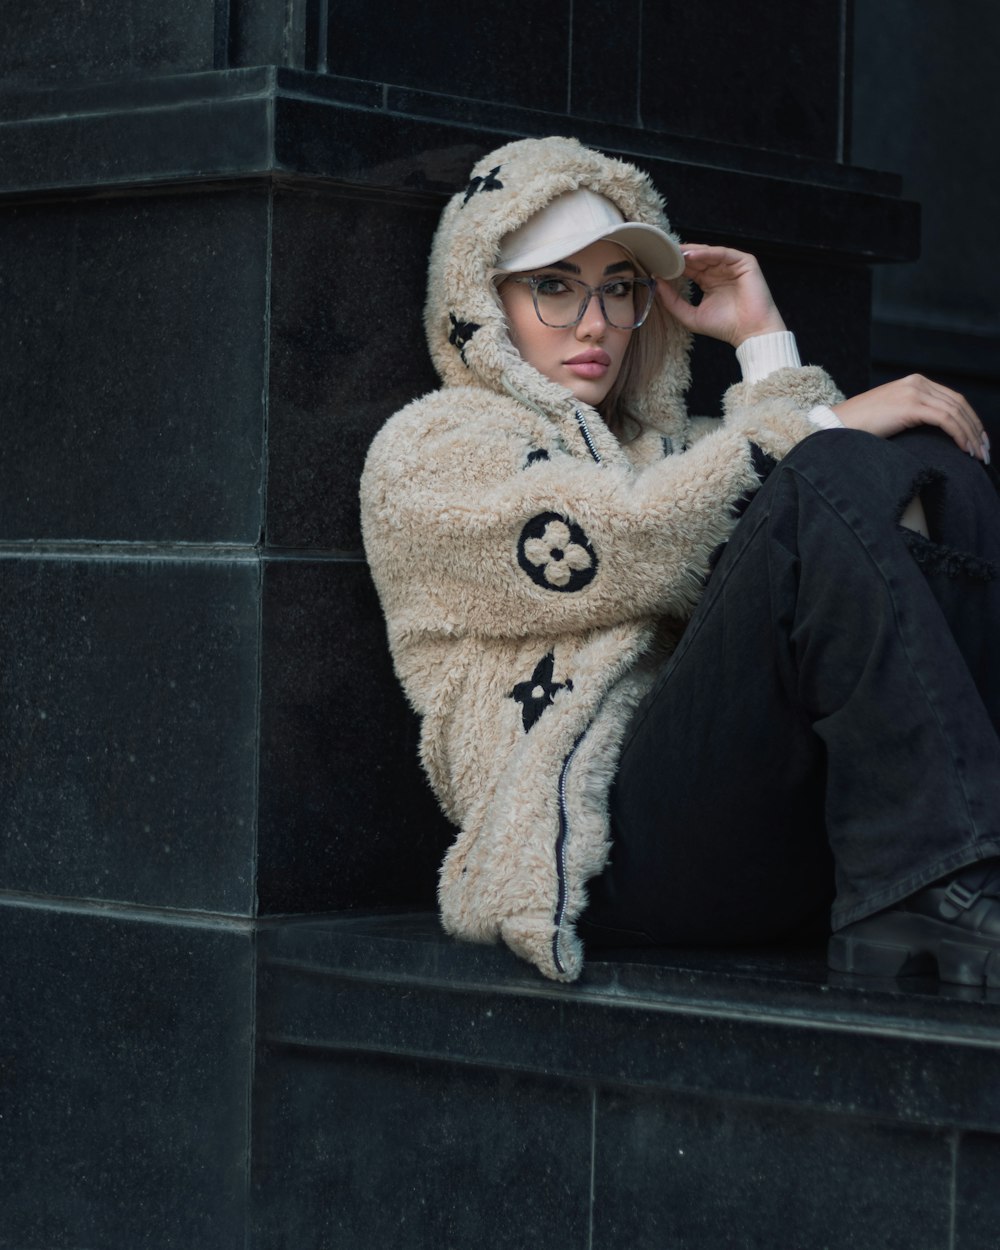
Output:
top-left (502, 221), bottom-right (685, 280)
top-left (604, 223), bottom-right (686, 280)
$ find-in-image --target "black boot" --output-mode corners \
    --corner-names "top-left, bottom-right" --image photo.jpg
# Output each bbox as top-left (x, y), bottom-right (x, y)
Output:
top-left (828, 859), bottom-right (1000, 987)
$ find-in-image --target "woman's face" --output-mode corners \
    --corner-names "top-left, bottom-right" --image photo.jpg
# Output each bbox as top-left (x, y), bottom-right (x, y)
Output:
top-left (499, 240), bottom-right (636, 408)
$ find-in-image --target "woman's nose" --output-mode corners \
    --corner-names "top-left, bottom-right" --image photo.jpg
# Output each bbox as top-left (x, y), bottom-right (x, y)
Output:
top-left (575, 294), bottom-right (608, 338)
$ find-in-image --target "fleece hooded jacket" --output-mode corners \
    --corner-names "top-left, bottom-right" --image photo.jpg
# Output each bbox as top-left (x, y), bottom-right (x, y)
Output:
top-left (360, 135), bottom-right (843, 981)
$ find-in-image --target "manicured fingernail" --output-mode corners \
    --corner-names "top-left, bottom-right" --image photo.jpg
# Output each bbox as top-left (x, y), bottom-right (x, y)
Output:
top-left (968, 443), bottom-right (976, 457)
top-left (982, 432), bottom-right (992, 451)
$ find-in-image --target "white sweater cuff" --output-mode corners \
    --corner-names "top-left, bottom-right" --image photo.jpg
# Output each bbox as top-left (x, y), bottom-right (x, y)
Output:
top-left (735, 333), bottom-right (844, 431)
top-left (806, 405), bottom-right (844, 430)
top-left (735, 331), bottom-right (801, 383)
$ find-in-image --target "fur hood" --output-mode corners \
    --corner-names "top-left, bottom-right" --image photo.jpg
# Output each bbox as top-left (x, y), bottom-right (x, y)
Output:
top-left (361, 136), bottom-right (843, 982)
top-left (424, 134), bottom-right (692, 441)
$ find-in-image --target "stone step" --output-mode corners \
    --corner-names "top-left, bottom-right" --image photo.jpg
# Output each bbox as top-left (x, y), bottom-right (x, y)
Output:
top-left (253, 911), bottom-right (1000, 1249)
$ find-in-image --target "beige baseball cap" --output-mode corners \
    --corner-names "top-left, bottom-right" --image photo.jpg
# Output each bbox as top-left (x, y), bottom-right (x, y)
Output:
top-left (497, 187), bottom-right (685, 278)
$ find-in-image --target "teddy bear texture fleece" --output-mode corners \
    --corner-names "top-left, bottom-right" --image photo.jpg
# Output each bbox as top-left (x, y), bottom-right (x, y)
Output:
top-left (360, 136), bottom-right (843, 981)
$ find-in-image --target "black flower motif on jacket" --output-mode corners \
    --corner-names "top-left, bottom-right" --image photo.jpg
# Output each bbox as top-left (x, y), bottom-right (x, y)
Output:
top-left (518, 512), bottom-right (597, 592)
top-left (510, 652), bottom-right (573, 732)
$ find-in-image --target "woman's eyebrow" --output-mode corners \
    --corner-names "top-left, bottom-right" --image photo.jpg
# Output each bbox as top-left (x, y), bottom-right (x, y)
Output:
top-left (543, 259), bottom-right (637, 275)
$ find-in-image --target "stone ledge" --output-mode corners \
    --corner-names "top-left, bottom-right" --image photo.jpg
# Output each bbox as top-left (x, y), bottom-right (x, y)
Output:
top-left (258, 910), bottom-right (1000, 1134)
top-left (0, 67), bottom-right (919, 262)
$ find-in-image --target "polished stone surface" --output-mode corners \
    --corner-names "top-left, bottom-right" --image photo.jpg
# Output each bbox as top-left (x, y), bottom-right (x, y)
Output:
top-left (257, 559), bottom-right (451, 914)
top-left (323, 0), bottom-right (572, 114)
top-left (252, 1049), bottom-right (590, 1249)
top-left (256, 911), bottom-right (1000, 1248)
top-left (854, 0), bottom-right (1000, 339)
top-left (955, 1132), bottom-right (1000, 1249)
top-left (266, 188), bottom-right (440, 552)
top-left (593, 1087), bottom-right (951, 1250)
top-left (0, 902), bottom-right (252, 1249)
top-left (0, 65), bottom-right (274, 122)
top-left (0, 0), bottom-right (852, 175)
top-left (642, 0), bottom-right (845, 159)
top-left (229, 0), bottom-right (301, 71)
top-left (0, 70), bottom-right (917, 262)
top-left (275, 97), bottom-right (916, 265)
top-left (0, 94), bottom-right (272, 193)
top-left (853, 0), bottom-right (1000, 440)
top-left (570, 0), bottom-right (641, 127)
top-left (0, 0), bottom-right (215, 85)
top-left (0, 189), bottom-right (267, 544)
top-left (258, 912), bottom-right (1000, 1130)
top-left (0, 556), bottom-right (259, 912)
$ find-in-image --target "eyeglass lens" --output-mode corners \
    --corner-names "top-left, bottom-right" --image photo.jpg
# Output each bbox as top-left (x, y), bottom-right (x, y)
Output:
top-left (533, 276), bottom-right (654, 329)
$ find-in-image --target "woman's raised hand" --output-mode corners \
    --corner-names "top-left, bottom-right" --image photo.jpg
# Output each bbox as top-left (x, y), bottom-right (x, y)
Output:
top-left (655, 245), bottom-right (787, 347)
top-left (832, 375), bottom-right (991, 463)
top-left (656, 246), bottom-right (992, 464)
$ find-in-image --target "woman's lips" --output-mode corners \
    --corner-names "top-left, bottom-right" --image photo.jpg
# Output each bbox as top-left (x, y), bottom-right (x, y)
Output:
top-left (564, 349), bottom-right (611, 379)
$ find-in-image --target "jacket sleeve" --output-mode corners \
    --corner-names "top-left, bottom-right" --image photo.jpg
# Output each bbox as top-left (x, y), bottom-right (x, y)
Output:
top-left (360, 368), bottom-right (841, 642)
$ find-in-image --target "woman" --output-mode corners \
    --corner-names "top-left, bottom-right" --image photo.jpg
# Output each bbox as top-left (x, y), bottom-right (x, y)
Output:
top-left (360, 135), bottom-right (1000, 984)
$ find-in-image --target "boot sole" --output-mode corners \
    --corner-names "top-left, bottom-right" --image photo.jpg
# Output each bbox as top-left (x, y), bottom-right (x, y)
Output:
top-left (828, 911), bottom-right (1000, 988)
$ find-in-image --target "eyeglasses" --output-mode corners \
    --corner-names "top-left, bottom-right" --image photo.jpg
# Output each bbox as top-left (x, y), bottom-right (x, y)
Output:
top-left (507, 273), bottom-right (656, 330)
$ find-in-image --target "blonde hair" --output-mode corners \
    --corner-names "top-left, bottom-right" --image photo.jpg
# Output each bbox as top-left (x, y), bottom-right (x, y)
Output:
top-left (599, 286), bottom-right (672, 439)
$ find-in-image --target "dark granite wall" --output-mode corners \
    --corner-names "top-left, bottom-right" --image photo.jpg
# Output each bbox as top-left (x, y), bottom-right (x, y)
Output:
top-left (0, 1), bottom-right (950, 1244)
top-left (853, 0), bottom-right (1000, 435)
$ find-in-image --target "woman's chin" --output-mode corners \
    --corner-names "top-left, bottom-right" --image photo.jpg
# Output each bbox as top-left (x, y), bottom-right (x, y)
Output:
top-left (564, 374), bottom-right (614, 408)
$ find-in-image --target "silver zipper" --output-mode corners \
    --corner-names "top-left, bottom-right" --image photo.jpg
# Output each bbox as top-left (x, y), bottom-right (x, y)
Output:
top-left (574, 409), bottom-right (602, 464)
top-left (552, 731), bottom-right (586, 975)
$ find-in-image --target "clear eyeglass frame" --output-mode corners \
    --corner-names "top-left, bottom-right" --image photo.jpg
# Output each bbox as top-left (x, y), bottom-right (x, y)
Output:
top-left (508, 273), bottom-right (657, 330)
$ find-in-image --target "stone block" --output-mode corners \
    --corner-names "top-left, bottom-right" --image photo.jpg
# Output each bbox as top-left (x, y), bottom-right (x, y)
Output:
top-left (323, 0), bottom-right (572, 114)
top-left (0, 0), bottom-right (215, 86)
top-left (570, 0), bottom-right (642, 126)
top-left (257, 558), bottom-right (450, 914)
top-left (0, 555), bottom-right (259, 912)
top-left (592, 1087), bottom-right (951, 1249)
top-left (0, 188), bottom-right (268, 544)
top-left (955, 1132), bottom-right (1000, 1249)
top-left (265, 187), bottom-right (440, 552)
top-left (642, 0), bottom-right (846, 159)
top-left (252, 1049), bottom-right (590, 1249)
top-left (258, 912), bottom-right (1000, 1134)
top-left (0, 903), bottom-right (252, 1248)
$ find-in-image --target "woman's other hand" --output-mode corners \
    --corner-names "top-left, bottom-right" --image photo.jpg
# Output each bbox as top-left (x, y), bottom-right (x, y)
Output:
top-left (655, 245), bottom-right (787, 347)
top-left (832, 375), bottom-right (991, 463)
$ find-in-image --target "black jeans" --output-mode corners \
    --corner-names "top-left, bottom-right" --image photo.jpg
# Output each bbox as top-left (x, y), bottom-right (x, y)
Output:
top-left (580, 427), bottom-right (1000, 949)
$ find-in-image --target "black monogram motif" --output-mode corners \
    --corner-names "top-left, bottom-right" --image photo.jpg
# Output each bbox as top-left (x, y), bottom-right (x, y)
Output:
top-left (448, 314), bottom-right (481, 364)
top-left (462, 165), bottom-right (504, 205)
top-left (510, 652), bottom-right (573, 732)
top-left (517, 512), bottom-right (597, 593)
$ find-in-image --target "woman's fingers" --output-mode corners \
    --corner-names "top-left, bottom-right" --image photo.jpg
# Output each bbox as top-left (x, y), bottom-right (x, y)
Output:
top-left (678, 243), bottom-right (752, 272)
top-left (655, 243), bottom-right (786, 345)
top-left (654, 276), bottom-right (698, 327)
top-left (833, 375), bottom-right (991, 462)
top-left (900, 375), bottom-right (986, 458)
